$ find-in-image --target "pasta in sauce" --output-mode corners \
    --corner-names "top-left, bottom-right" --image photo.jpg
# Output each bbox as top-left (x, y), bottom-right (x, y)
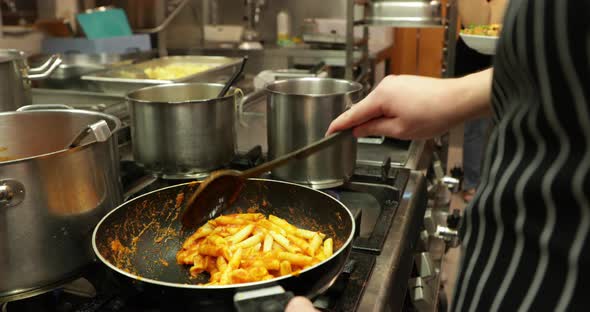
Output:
top-left (176, 213), bottom-right (333, 285)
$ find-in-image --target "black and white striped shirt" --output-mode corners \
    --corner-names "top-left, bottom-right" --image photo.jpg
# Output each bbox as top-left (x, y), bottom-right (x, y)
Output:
top-left (452, 0), bottom-right (590, 311)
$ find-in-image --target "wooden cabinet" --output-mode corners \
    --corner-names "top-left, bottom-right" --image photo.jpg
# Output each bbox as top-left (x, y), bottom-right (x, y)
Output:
top-left (391, 28), bottom-right (446, 78)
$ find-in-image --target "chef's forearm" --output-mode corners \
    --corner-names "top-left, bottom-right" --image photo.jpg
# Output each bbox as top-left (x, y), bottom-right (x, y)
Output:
top-left (448, 68), bottom-right (494, 122)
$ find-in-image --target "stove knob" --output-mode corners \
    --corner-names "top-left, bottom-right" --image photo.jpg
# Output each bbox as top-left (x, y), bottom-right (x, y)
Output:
top-left (423, 209), bottom-right (436, 235)
top-left (408, 277), bottom-right (434, 312)
top-left (415, 252), bottom-right (436, 280)
top-left (417, 230), bottom-right (430, 251)
top-left (447, 209), bottom-right (462, 230)
top-left (435, 225), bottom-right (460, 248)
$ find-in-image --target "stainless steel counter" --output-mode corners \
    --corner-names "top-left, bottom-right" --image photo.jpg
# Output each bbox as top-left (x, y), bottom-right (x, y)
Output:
top-left (172, 45), bottom-right (363, 70)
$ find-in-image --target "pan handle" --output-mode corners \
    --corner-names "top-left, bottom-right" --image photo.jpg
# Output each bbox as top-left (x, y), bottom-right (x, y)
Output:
top-left (233, 285), bottom-right (294, 312)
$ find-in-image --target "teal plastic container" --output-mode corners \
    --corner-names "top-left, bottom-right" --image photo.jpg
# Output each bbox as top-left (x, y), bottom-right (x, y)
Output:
top-left (76, 8), bottom-right (133, 39)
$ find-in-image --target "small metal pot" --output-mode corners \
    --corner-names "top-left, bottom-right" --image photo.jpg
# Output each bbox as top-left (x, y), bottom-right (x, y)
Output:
top-left (0, 49), bottom-right (62, 112)
top-left (266, 78), bottom-right (363, 189)
top-left (126, 83), bottom-right (238, 179)
top-left (0, 106), bottom-right (122, 301)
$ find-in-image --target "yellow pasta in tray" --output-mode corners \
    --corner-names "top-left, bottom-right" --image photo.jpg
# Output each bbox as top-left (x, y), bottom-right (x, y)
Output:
top-left (143, 63), bottom-right (212, 80)
top-left (176, 213), bottom-right (334, 286)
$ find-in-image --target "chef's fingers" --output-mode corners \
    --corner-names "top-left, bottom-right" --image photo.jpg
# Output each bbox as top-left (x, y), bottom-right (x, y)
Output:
top-left (326, 91), bottom-right (384, 136)
top-left (285, 296), bottom-right (318, 312)
top-left (352, 117), bottom-right (406, 139)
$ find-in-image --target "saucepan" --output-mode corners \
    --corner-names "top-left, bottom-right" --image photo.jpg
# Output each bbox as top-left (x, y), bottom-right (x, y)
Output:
top-left (126, 82), bottom-right (242, 179)
top-left (266, 77), bottom-right (363, 189)
top-left (92, 179), bottom-right (355, 310)
top-left (0, 49), bottom-right (62, 111)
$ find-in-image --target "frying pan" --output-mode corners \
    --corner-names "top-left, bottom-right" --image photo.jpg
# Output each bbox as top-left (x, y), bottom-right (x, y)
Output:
top-left (92, 178), bottom-right (355, 310)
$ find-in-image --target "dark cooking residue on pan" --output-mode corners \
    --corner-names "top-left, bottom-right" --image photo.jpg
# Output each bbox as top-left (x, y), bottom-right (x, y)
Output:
top-left (101, 190), bottom-right (189, 275)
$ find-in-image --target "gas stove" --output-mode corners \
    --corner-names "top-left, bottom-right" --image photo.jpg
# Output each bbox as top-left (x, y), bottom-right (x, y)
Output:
top-left (2, 146), bottom-right (427, 312)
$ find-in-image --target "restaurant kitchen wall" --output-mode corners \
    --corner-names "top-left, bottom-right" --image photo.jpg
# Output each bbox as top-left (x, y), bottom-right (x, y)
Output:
top-left (160, 0), bottom-right (361, 49)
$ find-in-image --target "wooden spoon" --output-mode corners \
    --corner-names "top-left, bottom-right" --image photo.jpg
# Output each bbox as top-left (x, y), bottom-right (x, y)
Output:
top-left (181, 129), bottom-right (352, 228)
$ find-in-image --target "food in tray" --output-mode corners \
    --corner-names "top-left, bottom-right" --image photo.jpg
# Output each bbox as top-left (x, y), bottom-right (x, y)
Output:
top-left (461, 24), bottom-right (502, 37)
top-left (118, 70), bottom-right (139, 79)
top-left (143, 63), bottom-right (212, 80)
top-left (115, 63), bottom-right (213, 80)
top-left (176, 213), bottom-right (334, 285)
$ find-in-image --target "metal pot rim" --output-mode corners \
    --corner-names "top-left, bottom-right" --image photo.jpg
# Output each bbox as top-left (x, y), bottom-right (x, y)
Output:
top-left (125, 82), bottom-right (238, 105)
top-left (92, 178), bottom-right (356, 290)
top-left (0, 109), bottom-right (121, 166)
top-left (265, 77), bottom-right (363, 98)
top-left (0, 49), bottom-right (26, 63)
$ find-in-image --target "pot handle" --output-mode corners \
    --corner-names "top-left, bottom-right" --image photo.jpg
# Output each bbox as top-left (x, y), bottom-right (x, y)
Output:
top-left (28, 54), bottom-right (60, 74)
top-left (26, 55), bottom-right (63, 80)
top-left (17, 104), bottom-right (74, 111)
top-left (234, 285), bottom-right (294, 312)
top-left (123, 174), bottom-right (158, 201)
top-left (238, 89), bottom-right (266, 128)
top-left (67, 120), bottom-right (112, 148)
top-left (0, 180), bottom-right (25, 209)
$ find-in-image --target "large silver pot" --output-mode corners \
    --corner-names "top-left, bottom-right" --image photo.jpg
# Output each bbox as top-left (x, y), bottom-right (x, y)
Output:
top-left (0, 50), bottom-right (62, 112)
top-left (126, 83), bottom-right (238, 179)
top-left (0, 107), bottom-right (123, 302)
top-left (266, 78), bottom-right (363, 189)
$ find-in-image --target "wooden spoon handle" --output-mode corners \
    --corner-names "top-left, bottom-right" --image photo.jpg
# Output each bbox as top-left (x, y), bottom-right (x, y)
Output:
top-left (241, 129), bottom-right (353, 179)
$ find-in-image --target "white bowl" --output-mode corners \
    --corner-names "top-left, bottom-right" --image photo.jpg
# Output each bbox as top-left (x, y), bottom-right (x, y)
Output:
top-left (460, 33), bottom-right (499, 55)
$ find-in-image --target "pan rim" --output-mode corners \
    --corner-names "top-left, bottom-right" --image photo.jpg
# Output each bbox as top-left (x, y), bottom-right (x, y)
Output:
top-left (92, 178), bottom-right (356, 290)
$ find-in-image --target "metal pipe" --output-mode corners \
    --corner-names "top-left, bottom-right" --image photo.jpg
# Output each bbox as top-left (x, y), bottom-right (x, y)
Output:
top-left (345, 0), bottom-right (355, 80)
top-left (442, 0), bottom-right (458, 78)
top-left (134, 0), bottom-right (190, 34)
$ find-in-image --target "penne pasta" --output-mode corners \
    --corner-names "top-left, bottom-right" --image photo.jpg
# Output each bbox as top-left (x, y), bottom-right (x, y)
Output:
top-left (257, 219), bottom-right (287, 236)
top-left (279, 260), bottom-right (292, 276)
top-left (268, 215), bottom-right (297, 233)
top-left (263, 234), bottom-right (274, 252)
top-left (294, 228), bottom-right (316, 240)
top-left (287, 234), bottom-right (312, 256)
top-left (323, 238), bottom-right (333, 257)
top-left (230, 232), bottom-right (264, 251)
top-left (277, 251), bottom-right (313, 267)
top-left (177, 213), bottom-right (334, 286)
top-left (309, 233), bottom-right (323, 256)
top-left (269, 231), bottom-right (301, 253)
top-left (226, 224), bottom-right (255, 244)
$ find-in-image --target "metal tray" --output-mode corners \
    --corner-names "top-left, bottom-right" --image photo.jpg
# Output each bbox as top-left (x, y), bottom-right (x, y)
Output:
top-left (81, 55), bottom-right (242, 95)
top-left (366, 1), bottom-right (443, 28)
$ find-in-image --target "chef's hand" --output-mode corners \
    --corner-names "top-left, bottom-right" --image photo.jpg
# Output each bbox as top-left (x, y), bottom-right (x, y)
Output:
top-left (285, 296), bottom-right (318, 312)
top-left (327, 70), bottom-right (493, 140)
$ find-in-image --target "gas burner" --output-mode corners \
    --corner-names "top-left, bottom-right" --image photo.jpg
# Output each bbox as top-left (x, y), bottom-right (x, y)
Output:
top-left (0, 273), bottom-right (88, 305)
top-left (313, 252), bottom-right (376, 311)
